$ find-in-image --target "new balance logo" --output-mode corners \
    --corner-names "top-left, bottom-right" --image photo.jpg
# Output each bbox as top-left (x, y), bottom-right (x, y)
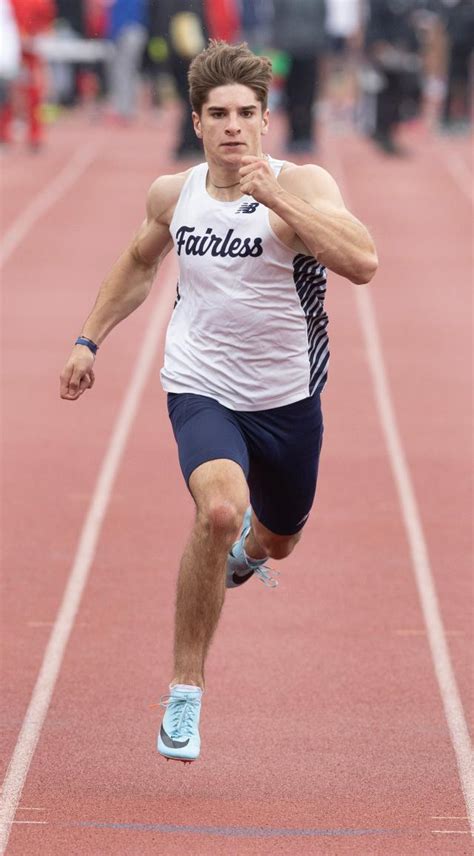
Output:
top-left (235, 202), bottom-right (260, 214)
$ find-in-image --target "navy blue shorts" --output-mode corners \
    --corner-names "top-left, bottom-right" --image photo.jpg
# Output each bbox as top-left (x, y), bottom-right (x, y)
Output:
top-left (167, 393), bottom-right (324, 536)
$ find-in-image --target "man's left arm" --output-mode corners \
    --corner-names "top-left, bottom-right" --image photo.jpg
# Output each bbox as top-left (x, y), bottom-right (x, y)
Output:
top-left (239, 157), bottom-right (378, 285)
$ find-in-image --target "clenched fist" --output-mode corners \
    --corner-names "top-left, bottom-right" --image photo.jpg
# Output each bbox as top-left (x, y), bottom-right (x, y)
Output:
top-left (239, 155), bottom-right (282, 207)
top-left (60, 345), bottom-right (95, 400)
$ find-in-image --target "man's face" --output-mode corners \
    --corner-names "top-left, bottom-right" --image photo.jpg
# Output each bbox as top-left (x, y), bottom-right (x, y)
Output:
top-left (192, 84), bottom-right (269, 164)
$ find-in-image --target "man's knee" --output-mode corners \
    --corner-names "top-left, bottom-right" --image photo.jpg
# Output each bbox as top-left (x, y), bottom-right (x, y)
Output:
top-left (190, 460), bottom-right (248, 544)
top-left (199, 499), bottom-right (246, 543)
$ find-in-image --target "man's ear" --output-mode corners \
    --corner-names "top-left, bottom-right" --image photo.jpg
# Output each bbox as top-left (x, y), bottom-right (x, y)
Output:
top-left (192, 111), bottom-right (202, 138)
top-left (261, 108), bottom-right (269, 137)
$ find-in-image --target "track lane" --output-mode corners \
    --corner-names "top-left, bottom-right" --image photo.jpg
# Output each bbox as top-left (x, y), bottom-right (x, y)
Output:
top-left (1, 114), bottom-right (180, 850)
top-left (331, 127), bottom-right (473, 744)
top-left (8, 269), bottom-right (468, 853)
top-left (0, 113), bottom-right (103, 226)
top-left (2, 113), bottom-right (472, 854)
top-left (329, 126), bottom-right (473, 838)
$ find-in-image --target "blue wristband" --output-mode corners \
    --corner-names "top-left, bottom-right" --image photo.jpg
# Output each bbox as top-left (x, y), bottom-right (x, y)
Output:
top-left (75, 336), bottom-right (98, 355)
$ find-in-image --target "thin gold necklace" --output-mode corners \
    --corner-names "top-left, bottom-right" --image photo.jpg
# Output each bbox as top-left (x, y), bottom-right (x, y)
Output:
top-left (210, 179), bottom-right (241, 189)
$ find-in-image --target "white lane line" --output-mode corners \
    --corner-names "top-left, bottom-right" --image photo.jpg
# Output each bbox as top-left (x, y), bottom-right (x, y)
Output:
top-left (432, 830), bottom-right (470, 834)
top-left (0, 266), bottom-right (175, 855)
top-left (11, 821), bottom-right (47, 825)
top-left (327, 146), bottom-right (474, 837)
top-left (16, 808), bottom-right (45, 811)
top-left (355, 279), bottom-right (474, 837)
top-left (0, 140), bottom-right (101, 267)
top-left (433, 144), bottom-right (473, 206)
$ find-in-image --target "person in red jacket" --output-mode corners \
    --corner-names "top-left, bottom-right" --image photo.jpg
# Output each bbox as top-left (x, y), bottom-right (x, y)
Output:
top-left (8, 0), bottom-right (56, 148)
top-left (206, 0), bottom-right (240, 42)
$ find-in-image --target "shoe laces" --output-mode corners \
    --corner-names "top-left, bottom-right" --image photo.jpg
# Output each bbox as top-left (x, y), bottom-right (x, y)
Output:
top-left (159, 694), bottom-right (200, 738)
top-left (253, 563), bottom-right (279, 588)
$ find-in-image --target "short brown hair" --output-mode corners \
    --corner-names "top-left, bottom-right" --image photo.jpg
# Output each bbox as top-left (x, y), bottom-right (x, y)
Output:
top-left (188, 40), bottom-right (273, 115)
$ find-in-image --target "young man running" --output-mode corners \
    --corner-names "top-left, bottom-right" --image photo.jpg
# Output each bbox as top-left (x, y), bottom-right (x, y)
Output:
top-left (60, 41), bottom-right (378, 762)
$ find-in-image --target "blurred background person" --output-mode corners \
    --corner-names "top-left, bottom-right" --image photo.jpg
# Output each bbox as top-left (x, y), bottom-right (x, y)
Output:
top-left (439, 0), bottom-right (473, 132)
top-left (87, 0), bottom-right (109, 39)
top-left (149, 0), bottom-right (208, 158)
top-left (206, 0), bottom-right (240, 43)
top-left (43, 0), bottom-right (111, 117)
top-left (107, 0), bottom-right (149, 124)
top-left (239, 0), bottom-right (272, 51)
top-left (325, 0), bottom-right (363, 126)
top-left (0, 0), bottom-right (21, 146)
top-left (52, 0), bottom-right (86, 107)
top-left (272, 0), bottom-right (327, 154)
top-left (83, 0), bottom-right (111, 108)
top-left (364, 0), bottom-right (423, 155)
top-left (4, 0), bottom-right (56, 149)
top-left (149, 0), bottom-right (241, 160)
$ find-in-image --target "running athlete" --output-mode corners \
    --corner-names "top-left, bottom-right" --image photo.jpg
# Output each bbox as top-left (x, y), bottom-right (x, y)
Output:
top-left (60, 41), bottom-right (378, 763)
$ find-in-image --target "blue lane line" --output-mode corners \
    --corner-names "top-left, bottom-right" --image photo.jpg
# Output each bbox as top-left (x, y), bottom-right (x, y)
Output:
top-left (73, 821), bottom-right (406, 838)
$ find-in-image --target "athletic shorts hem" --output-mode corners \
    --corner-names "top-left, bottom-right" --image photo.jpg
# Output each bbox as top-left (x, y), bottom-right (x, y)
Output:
top-left (183, 452), bottom-right (247, 487)
top-left (254, 512), bottom-right (311, 538)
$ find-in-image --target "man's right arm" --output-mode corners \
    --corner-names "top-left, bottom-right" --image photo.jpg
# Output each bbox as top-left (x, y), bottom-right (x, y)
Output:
top-left (60, 172), bottom-right (185, 400)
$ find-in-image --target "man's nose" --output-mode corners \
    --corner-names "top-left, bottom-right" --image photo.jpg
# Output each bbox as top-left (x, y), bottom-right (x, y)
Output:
top-left (225, 115), bottom-right (241, 134)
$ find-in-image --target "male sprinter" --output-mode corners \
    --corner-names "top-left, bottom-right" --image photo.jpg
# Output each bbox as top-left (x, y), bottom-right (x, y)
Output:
top-left (60, 40), bottom-right (378, 762)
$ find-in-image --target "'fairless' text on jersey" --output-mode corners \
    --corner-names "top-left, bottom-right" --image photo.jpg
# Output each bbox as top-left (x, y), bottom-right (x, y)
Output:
top-left (161, 157), bottom-right (329, 411)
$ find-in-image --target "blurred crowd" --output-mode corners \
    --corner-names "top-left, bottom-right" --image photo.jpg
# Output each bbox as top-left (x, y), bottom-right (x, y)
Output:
top-left (0, 0), bottom-right (472, 156)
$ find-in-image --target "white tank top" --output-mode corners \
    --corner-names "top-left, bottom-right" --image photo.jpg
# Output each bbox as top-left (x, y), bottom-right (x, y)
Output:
top-left (160, 156), bottom-right (329, 411)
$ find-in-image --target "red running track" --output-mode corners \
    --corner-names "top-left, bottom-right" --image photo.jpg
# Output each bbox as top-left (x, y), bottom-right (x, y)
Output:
top-left (1, 107), bottom-right (472, 855)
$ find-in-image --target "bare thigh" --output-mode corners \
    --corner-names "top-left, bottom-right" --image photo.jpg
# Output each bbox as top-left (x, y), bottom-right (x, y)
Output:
top-left (189, 459), bottom-right (249, 539)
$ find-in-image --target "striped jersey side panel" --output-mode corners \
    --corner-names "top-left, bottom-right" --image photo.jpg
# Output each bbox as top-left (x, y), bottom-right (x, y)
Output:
top-left (292, 254), bottom-right (329, 395)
